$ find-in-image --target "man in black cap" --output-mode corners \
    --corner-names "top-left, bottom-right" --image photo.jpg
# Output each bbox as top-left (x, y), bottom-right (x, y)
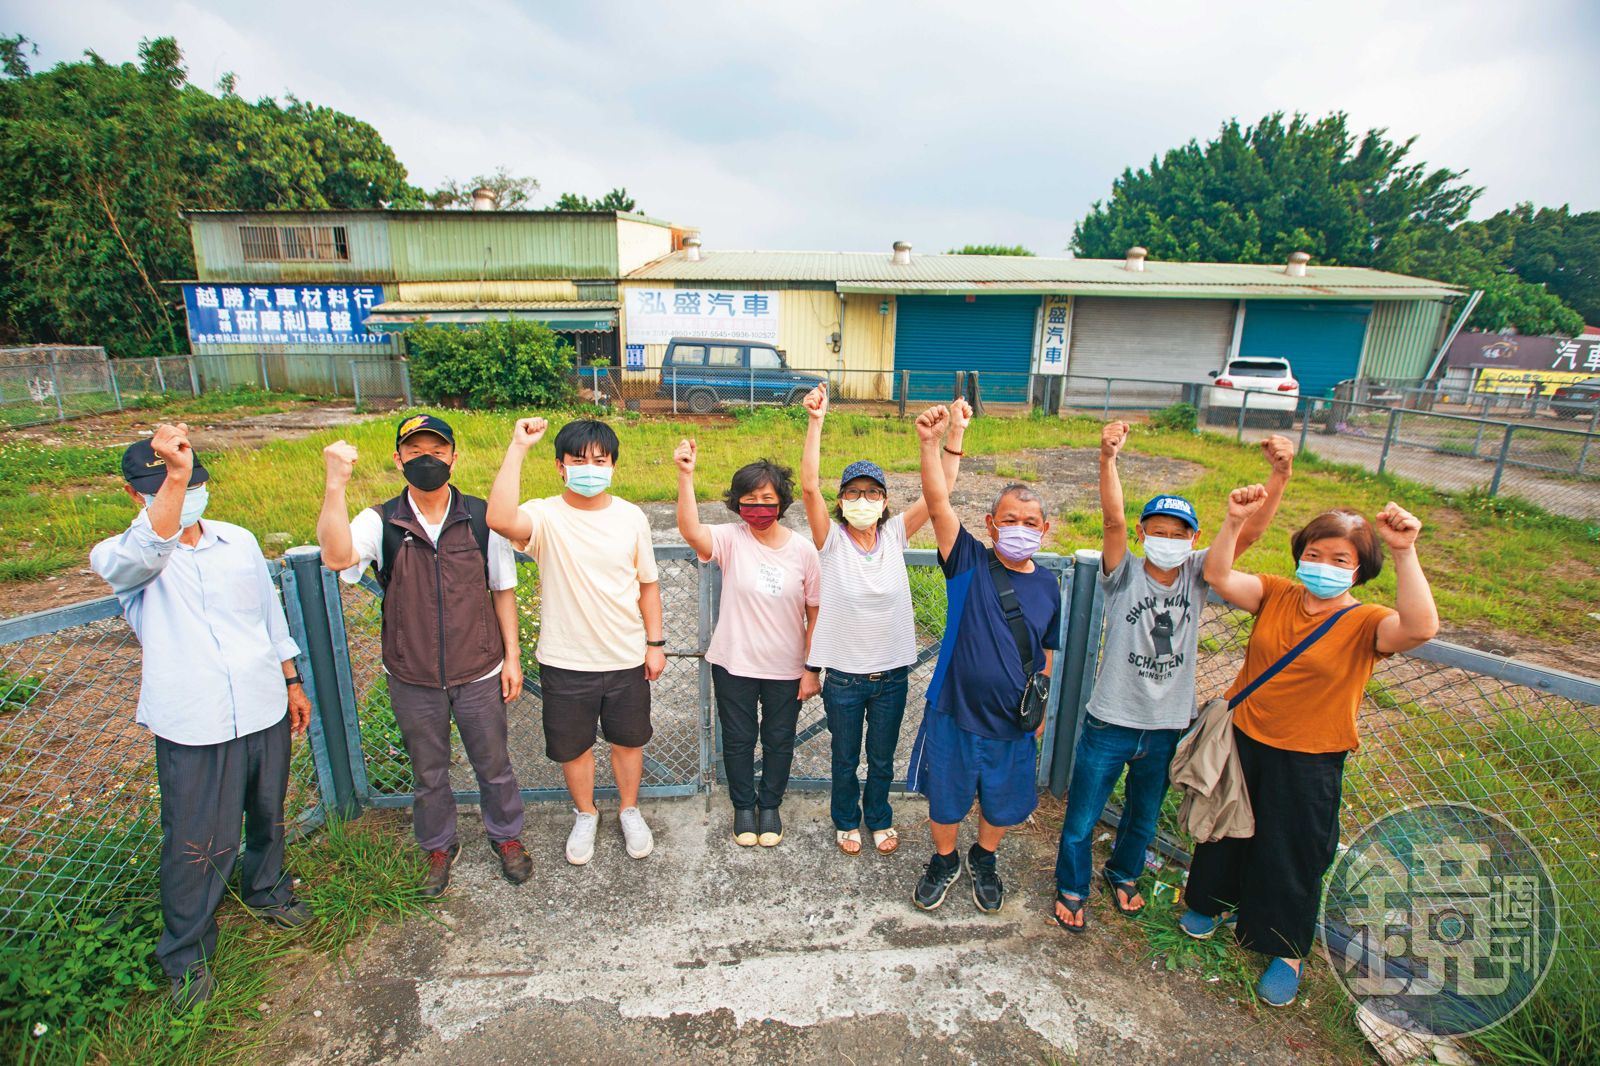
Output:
top-left (317, 414), bottom-right (531, 896)
top-left (90, 422), bottom-right (313, 1009)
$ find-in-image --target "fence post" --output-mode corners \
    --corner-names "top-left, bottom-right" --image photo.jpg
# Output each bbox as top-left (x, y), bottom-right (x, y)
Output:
top-left (1489, 425), bottom-right (1515, 497)
top-left (968, 370), bottom-right (983, 416)
top-left (1378, 407), bottom-right (1400, 476)
top-left (109, 362), bottom-right (123, 411)
top-left (399, 360), bottom-right (414, 406)
top-left (351, 360), bottom-right (362, 410)
top-left (187, 356), bottom-right (200, 397)
top-left (672, 365), bottom-right (679, 415)
top-left (1102, 378), bottom-right (1111, 421)
top-left (1235, 389), bottom-right (1249, 442)
top-left (284, 547), bottom-right (362, 819)
top-left (1577, 404), bottom-right (1600, 477)
top-left (1048, 549), bottom-right (1104, 798)
top-left (898, 370), bottom-right (909, 417)
top-left (259, 352), bottom-right (269, 390)
top-left (48, 352), bottom-right (65, 421)
top-left (154, 357), bottom-right (166, 395)
top-left (1298, 398), bottom-right (1311, 453)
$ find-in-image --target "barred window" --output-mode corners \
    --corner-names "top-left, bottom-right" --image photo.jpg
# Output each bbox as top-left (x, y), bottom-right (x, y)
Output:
top-left (239, 225), bottom-right (350, 262)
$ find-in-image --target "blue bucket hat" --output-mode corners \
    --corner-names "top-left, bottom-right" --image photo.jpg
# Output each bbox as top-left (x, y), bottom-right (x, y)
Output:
top-left (840, 460), bottom-right (887, 490)
top-left (1140, 494), bottom-right (1199, 530)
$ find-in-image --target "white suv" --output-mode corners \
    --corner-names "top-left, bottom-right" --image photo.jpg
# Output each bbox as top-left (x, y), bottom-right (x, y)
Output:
top-left (1205, 357), bottom-right (1299, 428)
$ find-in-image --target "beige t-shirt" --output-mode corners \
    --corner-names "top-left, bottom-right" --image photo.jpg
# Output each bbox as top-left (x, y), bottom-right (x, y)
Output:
top-left (515, 495), bottom-right (659, 671)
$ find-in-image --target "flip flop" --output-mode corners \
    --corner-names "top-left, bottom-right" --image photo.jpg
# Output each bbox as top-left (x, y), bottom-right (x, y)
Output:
top-left (1102, 869), bottom-right (1145, 918)
top-left (836, 829), bottom-right (862, 855)
top-left (872, 827), bottom-right (899, 854)
top-left (1053, 890), bottom-right (1087, 934)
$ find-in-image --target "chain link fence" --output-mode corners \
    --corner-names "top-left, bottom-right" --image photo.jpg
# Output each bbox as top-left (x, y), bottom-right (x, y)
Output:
top-left (0, 564), bottom-right (323, 941)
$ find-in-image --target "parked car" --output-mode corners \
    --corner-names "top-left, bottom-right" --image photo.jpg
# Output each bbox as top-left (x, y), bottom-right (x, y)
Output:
top-left (657, 338), bottom-right (825, 413)
top-left (1550, 377), bottom-right (1600, 419)
top-left (1205, 357), bottom-right (1299, 428)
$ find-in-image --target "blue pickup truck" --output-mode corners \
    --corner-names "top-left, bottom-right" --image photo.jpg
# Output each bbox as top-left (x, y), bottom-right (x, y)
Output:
top-left (656, 337), bottom-right (826, 413)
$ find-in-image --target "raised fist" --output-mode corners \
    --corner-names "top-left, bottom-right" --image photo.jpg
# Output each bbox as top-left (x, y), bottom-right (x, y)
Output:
top-left (1226, 484), bottom-right (1268, 522)
top-left (1374, 502), bottom-right (1422, 551)
top-left (1101, 421), bottom-right (1130, 460)
top-left (323, 439), bottom-right (358, 488)
top-left (512, 417), bottom-right (548, 450)
top-left (915, 404), bottom-right (949, 443)
top-left (1261, 435), bottom-right (1295, 476)
top-left (802, 383), bottom-right (828, 420)
top-left (674, 437), bottom-right (697, 475)
top-left (150, 423), bottom-right (193, 477)
top-left (949, 396), bottom-right (974, 431)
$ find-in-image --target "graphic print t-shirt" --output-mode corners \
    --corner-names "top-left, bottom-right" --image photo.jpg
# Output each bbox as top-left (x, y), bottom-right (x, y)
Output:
top-left (1085, 548), bottom-right (1209, 731)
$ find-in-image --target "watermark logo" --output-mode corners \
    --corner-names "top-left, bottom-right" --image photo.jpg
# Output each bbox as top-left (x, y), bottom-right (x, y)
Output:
top-left (1322, 802), bottom-right (1559, 1037)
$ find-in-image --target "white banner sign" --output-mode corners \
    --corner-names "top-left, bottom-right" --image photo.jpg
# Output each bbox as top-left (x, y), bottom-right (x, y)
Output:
top-left (624, 288), bottom-right (780, 345)
top-left (1036, 295), bottom-right (1069, 376)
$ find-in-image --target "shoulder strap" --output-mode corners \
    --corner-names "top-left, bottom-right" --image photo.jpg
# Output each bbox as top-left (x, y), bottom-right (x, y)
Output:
top-left (986, 550), bottom-right (1036, 676)
top-left (462, 493), bottom-right (493, 588)
top-left (374, 495), bottom-right (407, 590)
top-left (1228, 604), bottom-right (1357, 711)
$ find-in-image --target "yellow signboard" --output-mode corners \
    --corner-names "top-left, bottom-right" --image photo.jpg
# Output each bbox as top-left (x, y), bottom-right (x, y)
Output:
top-left (1473, 367), bottom-right (1589, 397)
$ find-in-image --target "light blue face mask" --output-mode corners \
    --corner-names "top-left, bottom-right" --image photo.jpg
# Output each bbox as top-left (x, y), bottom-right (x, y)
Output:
top-left (143, 484), bottom-right (210, 528)
top-left (1296, 559), bottom-right (1355, 599)
top-left (563, 463), bottom-right (614, 498)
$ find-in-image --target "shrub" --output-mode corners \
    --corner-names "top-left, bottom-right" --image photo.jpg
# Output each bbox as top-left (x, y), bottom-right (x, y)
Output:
top-left (1150, 402), bottom-right (1198, 433)
top-left (404, 320), bottom-right (576, 409)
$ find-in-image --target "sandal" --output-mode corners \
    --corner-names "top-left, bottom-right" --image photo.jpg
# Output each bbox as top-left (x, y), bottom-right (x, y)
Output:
top-left (1102, 869), bottom-right (1145, 918)
top-left (836, 829), bottom-right (862, 855)
top-left (1053, 890), bottom-right (1087, 934)
top-left (872, 827), bottom-right (899, 854)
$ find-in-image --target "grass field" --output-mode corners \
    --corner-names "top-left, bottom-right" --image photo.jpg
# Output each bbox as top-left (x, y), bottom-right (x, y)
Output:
top-left (5, 403), bottom-right (1598, 646)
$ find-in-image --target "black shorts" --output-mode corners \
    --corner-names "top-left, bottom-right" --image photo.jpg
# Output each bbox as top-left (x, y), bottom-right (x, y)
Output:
top-left (538, 662), bottom-right (653, 763)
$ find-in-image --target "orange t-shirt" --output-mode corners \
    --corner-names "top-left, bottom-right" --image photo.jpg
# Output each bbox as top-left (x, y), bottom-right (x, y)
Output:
top-left (1226, 574), bottom-right (1394, 753)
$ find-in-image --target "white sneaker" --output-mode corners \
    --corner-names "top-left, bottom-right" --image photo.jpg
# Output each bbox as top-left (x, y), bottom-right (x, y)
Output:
top-left (618, 806), bottom-right (654, 859)
top-left (566, 808), bottom-right (599, 865)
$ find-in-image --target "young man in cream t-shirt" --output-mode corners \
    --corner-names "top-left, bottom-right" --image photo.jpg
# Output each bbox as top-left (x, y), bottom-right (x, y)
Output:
top-left (488, 417), bottom-right (666, 865)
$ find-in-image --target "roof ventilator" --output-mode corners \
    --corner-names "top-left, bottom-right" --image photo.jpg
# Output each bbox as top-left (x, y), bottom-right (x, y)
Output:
top-left (1285, 250), bottom-right (1310, 277)
top-left (891, 241), bottom-right (912, 266)
top-left (1123, 246), bottom-right (1147, 272)
top-left (684, 236), bottom-right (703, 262)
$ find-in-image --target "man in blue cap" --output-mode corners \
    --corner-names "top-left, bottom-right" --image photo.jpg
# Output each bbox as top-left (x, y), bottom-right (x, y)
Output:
top-left (91, 422), bottom-right (313, 1008)
top-left (1050, 424), bottom-right (1292, 933)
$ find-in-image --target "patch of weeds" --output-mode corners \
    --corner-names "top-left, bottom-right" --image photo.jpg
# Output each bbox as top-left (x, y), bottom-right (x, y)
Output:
top-left (0, 668), bottom-right (43, 713)
top-left (1149, 402), bottom-right (1198, 433)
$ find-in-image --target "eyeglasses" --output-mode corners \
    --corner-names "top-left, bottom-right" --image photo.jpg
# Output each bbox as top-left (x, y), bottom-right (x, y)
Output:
top-left (840, 487), bottom-right (886, 501)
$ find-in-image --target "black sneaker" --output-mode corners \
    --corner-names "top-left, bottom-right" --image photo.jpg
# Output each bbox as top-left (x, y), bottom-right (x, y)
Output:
top-left (757, 807), bottom-right (783, 847)
top-left (253, 897), bottom-right (315, 929)
top-left (913, 853), bottom-right (963, 911)
top-left (733, 807), bottom-right (758, 847)
top-left (421, 842), bottom-right (460, 898)
top-left (491, 838), bottom-right (533, 885)
top-left (968, 853), bottom-right (1004, 913)
top-left (170, 964), bottom-right (214, 1010)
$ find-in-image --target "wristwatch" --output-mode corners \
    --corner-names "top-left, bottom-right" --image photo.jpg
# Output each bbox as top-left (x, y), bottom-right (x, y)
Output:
top-left (285, 673), bottom-right (305, 687)
top-left (804, 664), bottom-right (821, 674)
top-left (646, 639), bottom-right (667, 648)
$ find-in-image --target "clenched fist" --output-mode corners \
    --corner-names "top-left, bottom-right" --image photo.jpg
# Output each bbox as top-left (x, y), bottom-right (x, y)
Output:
top-left (323, 439), bottom-right (358, 488)
top-left (802, 383), bottom-right (828, 421)
top-left (949, 396), bottom-right (974, 431)
top-left (1261, 435), bottom-right (1295, 477)
top-left (1374, 502), bottom-right (1422, 551)
top-left (674, 438), bottom-right (697, 476)
top-left (1101, 421), bottom-right (1130, 460)
top-left (1226, 484), bottom-right (1268, 522)
top-left (150, 423), bottom-right (193, 479)
top-left (915, 404), bottom-right (949, 443)
top-left (512, 417), bottom-right (548, 450)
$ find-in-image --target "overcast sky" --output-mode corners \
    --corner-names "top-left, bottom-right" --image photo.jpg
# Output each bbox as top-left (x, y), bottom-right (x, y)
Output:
top-left (15, 0), bottom-right (1600, 256)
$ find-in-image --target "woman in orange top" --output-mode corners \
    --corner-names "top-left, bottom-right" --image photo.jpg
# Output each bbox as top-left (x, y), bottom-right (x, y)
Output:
top-left (1181, 485), bottom-right (1439, 1008)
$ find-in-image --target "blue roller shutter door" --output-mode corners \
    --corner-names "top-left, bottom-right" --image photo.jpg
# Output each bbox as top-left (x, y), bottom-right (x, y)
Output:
top-left (1238, 301), bottom-right (1373, 400)
top-left (894, 295), bottom-right (1039, 402)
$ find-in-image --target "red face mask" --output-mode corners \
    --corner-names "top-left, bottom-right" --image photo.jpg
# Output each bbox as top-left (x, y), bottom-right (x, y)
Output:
top-left (739, 503), bottom-right (780, 531)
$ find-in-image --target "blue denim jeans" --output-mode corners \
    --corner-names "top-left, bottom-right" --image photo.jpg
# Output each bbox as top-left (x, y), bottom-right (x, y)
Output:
top-left (1054, 714), bottom-right (1182, 900)
top-left (823, 666), bottom-right (910, 832)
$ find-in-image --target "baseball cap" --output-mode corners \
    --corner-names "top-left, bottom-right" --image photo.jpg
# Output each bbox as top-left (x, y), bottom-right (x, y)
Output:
top-left (840, 459), bottom-right (887, 489)
top-left (121, 438), bottom-right (209, 494)
top-left (396, 413), bottom-right (455, 449)
top-left (1140, 494), bottom-right (1198, 530)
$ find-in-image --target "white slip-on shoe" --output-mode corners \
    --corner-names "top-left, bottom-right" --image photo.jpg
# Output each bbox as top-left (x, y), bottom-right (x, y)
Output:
top-left (566, 808), bottom-right (600, 865)
top-left (618, 805), bottom-right (654, 859)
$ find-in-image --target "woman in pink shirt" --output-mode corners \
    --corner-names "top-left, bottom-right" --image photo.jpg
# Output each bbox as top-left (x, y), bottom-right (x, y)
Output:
top-left (676, 440), bottom-right (821, 848)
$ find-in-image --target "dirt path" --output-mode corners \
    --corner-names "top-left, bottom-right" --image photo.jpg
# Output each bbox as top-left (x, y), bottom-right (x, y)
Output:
top-left (269, 796), bottom-right (1350, 1066)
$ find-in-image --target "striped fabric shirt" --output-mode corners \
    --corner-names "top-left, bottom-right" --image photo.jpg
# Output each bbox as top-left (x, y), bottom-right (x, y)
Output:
top-left (807, 514), bottom-right (918, 674)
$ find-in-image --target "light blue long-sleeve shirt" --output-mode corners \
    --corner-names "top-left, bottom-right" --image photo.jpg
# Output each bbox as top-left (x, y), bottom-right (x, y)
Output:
top-left (90, 510), bottom-right (300, 746)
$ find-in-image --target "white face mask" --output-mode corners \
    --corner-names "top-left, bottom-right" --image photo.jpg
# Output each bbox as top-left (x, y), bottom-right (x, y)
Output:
top-left (840, 497), bottom-right (885, 530)
top-left (143, 484), bottom-right (209, 528)
top-left (1142, 534), bottom-right (1194, 571)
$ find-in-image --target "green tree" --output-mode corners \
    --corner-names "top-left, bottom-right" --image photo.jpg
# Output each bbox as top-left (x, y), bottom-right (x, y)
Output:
top-left (1501, 204), bottom-right (1600, 326)
top-left (553, 187), bottom-right (638, 212)
top-left (1073, 111), bottom-right (1584, 335)
top-left (0, 35), bottom-right (419, 356)
top-left (404, 320), bottom-right (575, 408)
top-left (946, 244), bottom-right (1034, 256)
top-left (422, 166), bottom-right (540, 210)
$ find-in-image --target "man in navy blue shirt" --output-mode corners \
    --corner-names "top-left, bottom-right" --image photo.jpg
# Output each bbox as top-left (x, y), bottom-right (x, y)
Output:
top-left (907, 406), bottom-right (1060, 913)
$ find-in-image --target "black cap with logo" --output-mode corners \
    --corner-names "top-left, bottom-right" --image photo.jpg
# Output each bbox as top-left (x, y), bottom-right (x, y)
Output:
top-left (395, 413), bottom-right (456, 449)
top-left (120, 438), bottom-right (209, 494)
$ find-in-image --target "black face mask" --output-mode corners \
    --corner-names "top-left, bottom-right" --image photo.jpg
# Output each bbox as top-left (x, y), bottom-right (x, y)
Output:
top-left (402, 454), bottom-right (452, 492)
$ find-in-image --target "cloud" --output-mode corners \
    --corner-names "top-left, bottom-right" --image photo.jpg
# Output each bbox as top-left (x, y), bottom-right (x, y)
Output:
top-left (17, 0), bottom-right (1600, 255)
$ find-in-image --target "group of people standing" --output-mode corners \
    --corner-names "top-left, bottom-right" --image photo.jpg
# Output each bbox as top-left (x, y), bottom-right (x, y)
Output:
top-left (93, 385), bottom-right (1437, 1011)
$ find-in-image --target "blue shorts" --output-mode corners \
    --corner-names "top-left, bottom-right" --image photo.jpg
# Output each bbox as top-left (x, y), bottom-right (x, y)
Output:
top-left (919, 709), bottom-right (1039, 828)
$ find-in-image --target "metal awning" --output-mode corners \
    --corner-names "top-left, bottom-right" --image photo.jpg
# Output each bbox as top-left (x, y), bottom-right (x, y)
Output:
top-left (364, 302), bottom-right (617, 334)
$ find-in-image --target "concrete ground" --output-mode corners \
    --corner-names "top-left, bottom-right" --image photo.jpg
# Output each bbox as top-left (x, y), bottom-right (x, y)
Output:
top-left (277, 794), bottom-right (1345, 1066)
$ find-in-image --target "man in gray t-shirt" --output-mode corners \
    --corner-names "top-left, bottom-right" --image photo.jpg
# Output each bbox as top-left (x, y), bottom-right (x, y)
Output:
top-left (1051, 422), bottom-right (1292, 932)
